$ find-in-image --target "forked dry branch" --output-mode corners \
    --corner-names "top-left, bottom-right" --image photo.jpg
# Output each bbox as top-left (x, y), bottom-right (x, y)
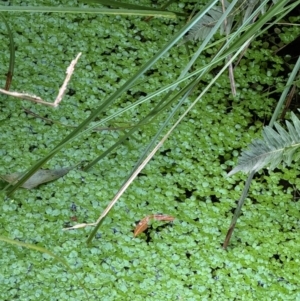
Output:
top-left (0, 52), bottom-right (82, 107)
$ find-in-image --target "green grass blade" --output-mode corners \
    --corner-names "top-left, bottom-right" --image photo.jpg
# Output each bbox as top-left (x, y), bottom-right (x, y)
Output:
top-left (219, 0), bottom-right (300, 59)
top-left (87, 35), bottom-right (252, 243)
top-left (130, 77), bottom-right (201, 173)
top-left (179, 0), bottom-right (241, 80)
top-left (0, 6), bottom-right (176, 18)
top-left (0, 236), bottom-right (89, 298)
top-left (270, 55), bottom-right (300, 126)
top-left (4, 0), bottom-right (219, 196)
top-left (126, 0), bottom-right (242, 172)
top-left (84, 77), bottom-right (197, 171)
top-left (79, 0), bottom-right (186, 17)
top-left (0, 12), bottom-right (15, 90)
top-left (0, 235), bottom-right (71, 269)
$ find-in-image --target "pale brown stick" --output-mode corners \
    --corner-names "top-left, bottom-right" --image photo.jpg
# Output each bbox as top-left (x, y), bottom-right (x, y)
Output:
top-left (0, 52), bottom-right (82, 107)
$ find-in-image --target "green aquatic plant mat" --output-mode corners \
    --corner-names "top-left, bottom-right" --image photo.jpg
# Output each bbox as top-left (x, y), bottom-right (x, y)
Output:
top-left (3, 0), bottom-right (219, 196)
top-left (0, 236), bottom-right (89, 299)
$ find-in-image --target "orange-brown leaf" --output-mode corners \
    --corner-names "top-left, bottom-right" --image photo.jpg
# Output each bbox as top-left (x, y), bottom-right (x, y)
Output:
top-left (152, 214), bottom-right (175, 222)
top-left (134, 216), bottom-right (150, 237)
top-left (134, 214), bottom-right (175, 237)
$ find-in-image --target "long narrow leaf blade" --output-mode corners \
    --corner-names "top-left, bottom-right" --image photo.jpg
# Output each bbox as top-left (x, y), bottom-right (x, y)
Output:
top-left (0, 6), bottom-right (176, 18)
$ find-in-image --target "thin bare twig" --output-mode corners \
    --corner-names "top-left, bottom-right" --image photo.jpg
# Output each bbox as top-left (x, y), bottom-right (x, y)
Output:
top-left (0, 52), bottom-right (82, 107)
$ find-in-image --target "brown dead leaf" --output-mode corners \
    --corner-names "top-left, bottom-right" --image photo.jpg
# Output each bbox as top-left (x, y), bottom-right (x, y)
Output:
top-left (134, 216), bottom-right (150, 237)
top-left (152, 214), bottom-right (175, 222)
top-left (134, 214), bottom-right (175, 237)
top-left (0, 166), bottom-right (74, 189)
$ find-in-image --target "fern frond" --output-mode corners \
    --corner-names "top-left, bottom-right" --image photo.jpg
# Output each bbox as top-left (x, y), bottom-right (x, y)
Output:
top-left (228, 112), bottom-right (300, 176)
top-left (184, 8), bottom-right (223, 42)
top-left (184, 2), bottom-right (230, 43)
top-left (242, 0), bottom-right (260, 23)
top-left (184, 0), bottom-right (261, 43)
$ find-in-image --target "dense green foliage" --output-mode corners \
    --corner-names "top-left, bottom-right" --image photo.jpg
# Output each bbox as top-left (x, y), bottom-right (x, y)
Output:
top-left (1, 0), bottom-right (300, 300)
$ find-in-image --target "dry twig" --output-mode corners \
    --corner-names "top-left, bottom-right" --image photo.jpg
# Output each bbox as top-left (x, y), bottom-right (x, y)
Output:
top-left (0, 52), bottom-right (82, 107)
